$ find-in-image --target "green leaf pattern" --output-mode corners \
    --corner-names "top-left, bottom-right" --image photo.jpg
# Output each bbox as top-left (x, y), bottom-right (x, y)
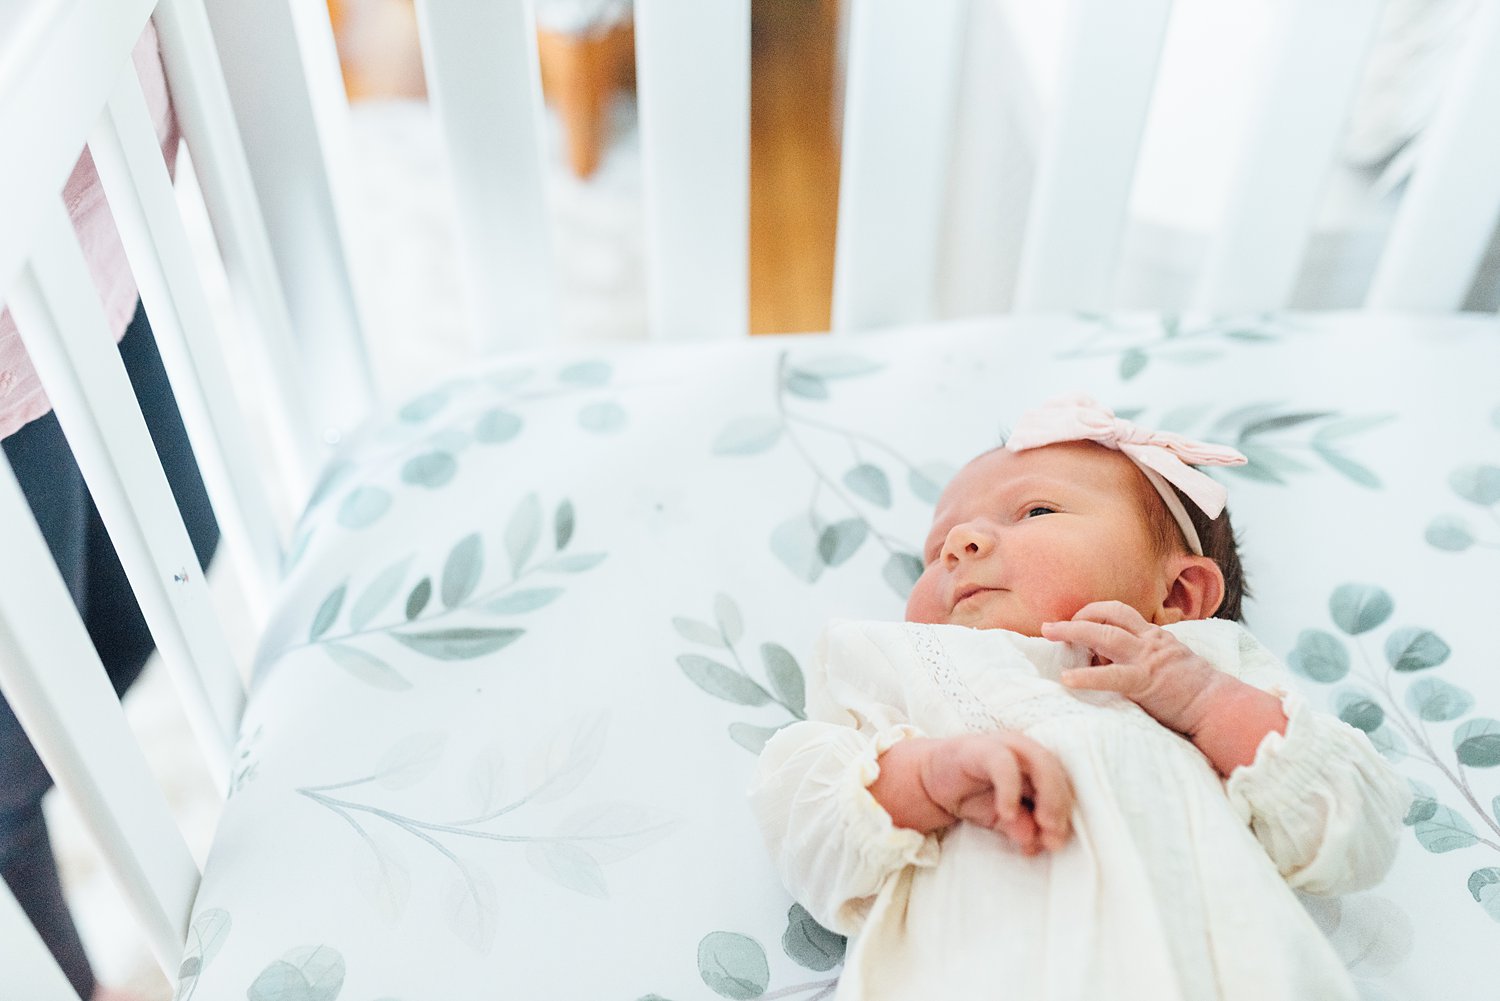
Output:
top-left (1292, 577), bottom-right (1500, 926)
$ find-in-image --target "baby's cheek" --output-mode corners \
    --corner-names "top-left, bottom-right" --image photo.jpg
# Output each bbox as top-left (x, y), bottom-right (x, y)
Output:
top-left (1030, 585), bottom-right (1096, 626)
top-left (905, 573), bottom-right (945, 623)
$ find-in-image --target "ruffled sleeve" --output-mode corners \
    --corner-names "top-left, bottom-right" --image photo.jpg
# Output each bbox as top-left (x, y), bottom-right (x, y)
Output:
top-left (747, 622), bottom-right (940, 936)
top-left (1217, 626), bottom-right (1411, 895)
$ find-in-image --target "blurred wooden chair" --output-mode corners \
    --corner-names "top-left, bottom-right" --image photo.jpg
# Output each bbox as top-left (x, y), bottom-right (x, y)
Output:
top-left (327, 0), bottom-right (635, 179)
top-left (537, 16), bottom-right (636, 179)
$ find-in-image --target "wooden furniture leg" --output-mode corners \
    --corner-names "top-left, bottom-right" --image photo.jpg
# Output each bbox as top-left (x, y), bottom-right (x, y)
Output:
top-left (538, 21), bottom-right (636, 179)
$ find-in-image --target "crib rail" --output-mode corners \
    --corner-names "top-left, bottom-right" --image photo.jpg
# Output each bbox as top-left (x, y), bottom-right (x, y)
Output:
top-left (1011, 0), bottom-right (1173, 312)
top-left (1193, 0), bottom-right (1385, 312)
top-left (831, 0), bottom-right (965, 332)
top-left (1367, 0), bottom-right (1500, 309)
top-left (0, 459), bottom-right (201, 978)
top-left (193, 0), bottom-right (377, 437)
top-left (413, 0), bottom-right (558, 349)
top-left (0, 0), bottom-right (297, 984)
top-left (635, 0), bottom-right (751, 340)
top-left (1, 880), bottom-right (83, 1000)
top-left (198, 0), bottom-right (1500, 341)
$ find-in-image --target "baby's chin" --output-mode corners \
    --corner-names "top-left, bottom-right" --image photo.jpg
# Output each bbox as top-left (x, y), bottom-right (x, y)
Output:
top-left (908, 592), bottom-right (1045, 637)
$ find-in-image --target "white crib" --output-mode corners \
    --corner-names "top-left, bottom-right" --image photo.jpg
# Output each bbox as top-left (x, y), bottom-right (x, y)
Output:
top-left (3, 0), bottom-right (1500, 997)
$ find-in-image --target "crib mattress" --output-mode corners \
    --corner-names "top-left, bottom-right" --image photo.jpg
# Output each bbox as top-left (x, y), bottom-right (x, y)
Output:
top-left (179, 312), bottom-right (1496, 1001)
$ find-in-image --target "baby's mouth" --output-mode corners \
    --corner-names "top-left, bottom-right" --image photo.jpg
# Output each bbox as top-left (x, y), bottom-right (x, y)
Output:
top-left (953, 584), bottom-right (997, 607)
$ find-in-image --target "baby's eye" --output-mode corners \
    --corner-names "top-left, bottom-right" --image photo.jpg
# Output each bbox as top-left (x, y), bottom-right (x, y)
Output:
top-left (1025, 506), bottom-right (1056, 518)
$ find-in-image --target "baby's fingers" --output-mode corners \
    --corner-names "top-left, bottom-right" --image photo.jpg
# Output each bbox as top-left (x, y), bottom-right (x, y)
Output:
top-left (1004, 735), bottom-right (1074, 851)
top-left (1041, 619), bottom-right (1136, 665)
top-left (1058, 662), bottom-right (1139, 694)
top-left (995, 803), bottom-right (1042, 855)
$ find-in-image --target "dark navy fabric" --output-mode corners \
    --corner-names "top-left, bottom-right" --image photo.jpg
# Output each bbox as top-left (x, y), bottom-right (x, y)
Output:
top-left (0, 301), bottom-right (219, 997)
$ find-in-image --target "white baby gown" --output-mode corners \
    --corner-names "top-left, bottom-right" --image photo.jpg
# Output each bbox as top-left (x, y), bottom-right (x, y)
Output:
top-left (748, 619), bottom-right (1409, 1001)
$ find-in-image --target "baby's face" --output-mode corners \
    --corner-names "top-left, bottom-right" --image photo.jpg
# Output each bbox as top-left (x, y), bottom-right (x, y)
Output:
top-left (906, 442), bottom-right (1176, 637)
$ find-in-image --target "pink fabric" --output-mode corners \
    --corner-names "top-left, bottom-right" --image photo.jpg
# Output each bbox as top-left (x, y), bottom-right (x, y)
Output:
top-left (0, 22), bottom-right (180, 441)
top-left (1005, 393), bottom-right (1248, 519)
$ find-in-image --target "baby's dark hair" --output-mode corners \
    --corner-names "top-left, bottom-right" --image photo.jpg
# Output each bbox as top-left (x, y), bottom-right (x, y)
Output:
top-left (1142, 480), bottom-right (1250, 622)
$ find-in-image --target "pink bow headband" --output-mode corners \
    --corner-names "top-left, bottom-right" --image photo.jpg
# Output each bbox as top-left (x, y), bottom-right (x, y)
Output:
top-left (1004, 394), bottom-right (1247, 556)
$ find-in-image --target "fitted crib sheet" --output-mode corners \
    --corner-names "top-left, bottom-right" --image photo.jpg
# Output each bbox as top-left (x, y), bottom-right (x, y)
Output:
top-left (179, 312), bottom-right (1497, 1001)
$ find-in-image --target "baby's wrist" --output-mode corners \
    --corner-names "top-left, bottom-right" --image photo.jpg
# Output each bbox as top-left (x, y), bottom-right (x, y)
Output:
top-left (868, 738), bottom-right (957, 834)
top-left (1171, 670), bottom-right (1241, 735)
top-left (1189, 680), bottom-right (1289, 775)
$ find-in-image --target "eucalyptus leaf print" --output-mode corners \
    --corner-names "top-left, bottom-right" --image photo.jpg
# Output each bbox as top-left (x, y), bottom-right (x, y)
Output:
top-left (1428, 462), bottom-right (1500, 554)
top-left (781, 903), bottom-right (846, 972)
top-left (324, 643), bottom-right (412, 690)
top-left (441, 533), bottom-right (484, 608)
top-left (714, 350), bottom-right (945, 597)
top-left (229, 726), bottom-right (263, 797)
top-left (350, 556), bottom-right (415, 631)
top-left (391, 627), bottom-right (522, 660)
top-left (474, 407), bottom-right (522, 444)
top-left (1117, 401), bottom-right (1392, 489)
top-left (401, 450), bottom-right (458, 488)
top-left (246, 945), bottom-right (345, 1001)
top-left (299, 718), bottom-right (678, 949)
top-left (1059, 313), bottom-right (1287, 381)
top-left (844, 463), bottom-right (892, 508)
top-left (559, 359), bottom-right (612, 386)
top-left (280, 495), bottom-right (606, 681)
top-left (698, 933), bottom-right (770, 1000)
top-left (1287, 630), bottom-right (1349, 683)
top-left (580, 400), bottom-right (627, 433)
top-left (309, 583), bottom-right (346, 641)
top-left (672, 594), bottom-right (807, 752)
top-left (172, 908), bottom-right (231, 1001)
top-left (555, 499), bottom-right (575, 549)
top-left (1293, 581), bottom-right (1500, 923)
top-left (1470, 868), bottom-right (1500, 921)
top-left (714, 417), bottom-right (783, 456)
top-left (399, 386), bottom-right (450, 423)
top-left (308, 361), bottom-right (632, 527)
top-left (337, 485), bottom-right (392, 529)
top-left (506, 494), bottom-right (542, 577)
top-left (654, 921), bottom-right (841, 1001)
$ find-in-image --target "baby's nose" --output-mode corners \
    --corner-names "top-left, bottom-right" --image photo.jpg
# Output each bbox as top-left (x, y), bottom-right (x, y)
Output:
top-left (943, 522), bottom-right (994, 562)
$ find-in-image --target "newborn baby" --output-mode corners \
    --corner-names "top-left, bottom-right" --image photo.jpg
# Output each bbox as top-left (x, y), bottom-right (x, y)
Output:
top-left (749, 395), bottom-right (1409, 1001)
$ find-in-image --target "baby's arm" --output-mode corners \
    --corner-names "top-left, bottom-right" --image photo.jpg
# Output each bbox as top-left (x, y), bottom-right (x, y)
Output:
top-left (1045, 604), bottom-right (1409, 893)
top-left (1042, 601), bottom-right (1288, 776)
top-left (869, 733), bottom-right (1074, 854)
top-left (748, 624), bottom-right (944, 935)
top-left (750, 719), bottom-right (939, 935)
top-left (749, 622), bottom-right (1073, 935)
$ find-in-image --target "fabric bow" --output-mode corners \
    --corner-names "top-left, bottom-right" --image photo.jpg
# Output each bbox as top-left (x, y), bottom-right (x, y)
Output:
top-left (1005, 394), bottom-right (1247, 519)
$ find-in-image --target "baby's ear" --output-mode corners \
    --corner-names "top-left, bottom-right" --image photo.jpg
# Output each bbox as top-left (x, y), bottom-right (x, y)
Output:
top-left (1156, 556), bottom-right (1226, 624)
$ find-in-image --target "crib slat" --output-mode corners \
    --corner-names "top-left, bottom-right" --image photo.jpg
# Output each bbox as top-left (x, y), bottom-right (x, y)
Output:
top-left (1366, 2), bottom-right (1500, 310)
top-left (0, 458), bottom-right (201, 980)
top-left (1012, 0), bottom-right (1173, 312)
top-left (195, 0), bottom-right (376, 440)
top-left (635, 0), bottom-right (750, 339)
top-left (8, 204), bottom-right (243, 779)
top-left (91, 63), bottom-right (282, 622)
top-left (152, 0), bottom-right (321, 500)
top-left (1193, 0), bottom-right (1384, 312)
top-left (0, 880), bottom-right (82, 1000)
top-left (831, 0), bottom-right (967, 333)
top-left (413, 0), bottom-right (558, 349)
top-left (0, 0), bottom-right (155, 298)
top-left (1, 893), bottom-right (81, 1001)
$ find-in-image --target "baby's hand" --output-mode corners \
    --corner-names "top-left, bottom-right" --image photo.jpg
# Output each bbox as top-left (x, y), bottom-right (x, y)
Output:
top-left (872, 733), bottom-right (1074, 854)
top-left (1042, 600), bottom-right (1229, 737)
